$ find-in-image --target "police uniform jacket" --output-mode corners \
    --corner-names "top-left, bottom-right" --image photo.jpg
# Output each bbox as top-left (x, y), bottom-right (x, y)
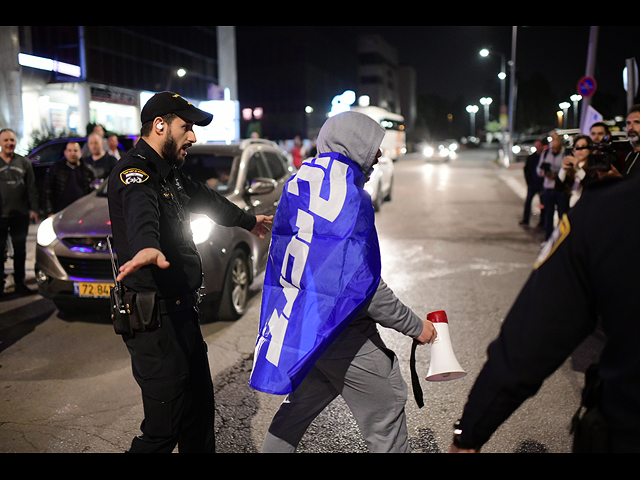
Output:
top-left (107, 139), bottom-right (257, 298)
top-left (455, 176), bottom-right (640, 450)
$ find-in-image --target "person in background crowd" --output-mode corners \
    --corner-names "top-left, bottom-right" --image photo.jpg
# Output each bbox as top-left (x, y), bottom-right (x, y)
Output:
top-left (520, 139), bottom-right (545, 228)
top-left (107, 134), bottom-right (124, 160)
top-left (622, 105), bottom-right (640, 178)
top-left (0, 128), bottom-right (39, 297)
top-left (589, 122), bottom-right (610, 144)
top-left (537, 132), bottom-right (566, 240)
top-left (82, 124), bottom-right (108, 157)
top-left (291, 135), bottom-right (304, 169)
top-left (558, 135), bottom-right (593, 209)
top-left (84, 132), bottom-right (117, 180)
top-left (43, 142), bottom-right (96, 216)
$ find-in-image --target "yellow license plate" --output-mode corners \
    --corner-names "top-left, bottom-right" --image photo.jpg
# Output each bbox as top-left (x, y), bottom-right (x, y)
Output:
top-left (74, 282), bottom-right (114, 298)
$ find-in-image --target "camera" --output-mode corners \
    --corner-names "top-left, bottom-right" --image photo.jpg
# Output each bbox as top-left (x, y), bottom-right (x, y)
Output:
top-left (540, 162), bottom-right (552, 174)
top-left (586, 141), bottom-right (628, 172)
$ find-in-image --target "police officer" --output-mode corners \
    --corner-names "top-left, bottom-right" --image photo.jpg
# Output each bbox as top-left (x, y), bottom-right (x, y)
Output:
top-left (449, 174), bottom-right (640, 453)
top-left (108, 92), bottom-right (272, 453)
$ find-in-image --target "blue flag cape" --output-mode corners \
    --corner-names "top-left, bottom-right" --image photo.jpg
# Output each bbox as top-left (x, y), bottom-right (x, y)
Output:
top-left (249, 152), bottom-right (382, 395)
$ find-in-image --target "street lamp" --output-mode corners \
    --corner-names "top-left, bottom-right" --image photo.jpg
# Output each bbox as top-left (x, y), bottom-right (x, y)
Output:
top-left (166, 68), bottom-right (187, 90)
top-left (480, 47), bottom-right (509, 160)
top-left (479, 48), bottom-right (507, 119)
top-left (466, 105), bottom-right (479, 136)
top-left (559, 102), bottom-right (570, 128)
top-left (480, 97), bottom-right (493, 127)
top-left (570, 94), bottom-right (582, 128)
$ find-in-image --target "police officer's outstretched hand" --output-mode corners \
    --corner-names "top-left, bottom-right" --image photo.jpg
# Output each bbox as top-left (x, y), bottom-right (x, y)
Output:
top-left (117, 248), bottom-right (170, 282)
top-left (251, 215), bottom-right (274, 239)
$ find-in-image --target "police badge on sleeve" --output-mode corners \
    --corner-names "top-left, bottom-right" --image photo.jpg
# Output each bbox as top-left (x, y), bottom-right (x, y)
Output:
top-left (535, 214), bottom-right (571, 269)
top-left (120, 168), bottom-right (150, 185)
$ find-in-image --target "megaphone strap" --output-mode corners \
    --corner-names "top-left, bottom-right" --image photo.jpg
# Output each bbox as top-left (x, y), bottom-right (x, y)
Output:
top-left (410, 339), bottom-right (424, 409)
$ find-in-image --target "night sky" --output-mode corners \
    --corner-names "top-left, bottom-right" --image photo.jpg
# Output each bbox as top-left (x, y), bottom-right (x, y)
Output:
top-left (354, 26), bottom-right (638, 117)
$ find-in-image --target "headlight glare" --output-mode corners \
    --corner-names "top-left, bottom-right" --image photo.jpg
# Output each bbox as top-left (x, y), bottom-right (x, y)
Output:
top-left (37, 216), bottom-right (57, 246)
top-left (191, 217), bottom-right (214, 245)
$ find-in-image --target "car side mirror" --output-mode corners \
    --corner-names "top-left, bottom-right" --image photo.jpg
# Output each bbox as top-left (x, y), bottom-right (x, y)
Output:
top-left (247, 177), bottom-right (277, 195)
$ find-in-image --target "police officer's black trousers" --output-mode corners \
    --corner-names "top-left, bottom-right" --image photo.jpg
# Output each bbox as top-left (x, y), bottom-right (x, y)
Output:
top-left (124, 307), bottom-right (215, 453)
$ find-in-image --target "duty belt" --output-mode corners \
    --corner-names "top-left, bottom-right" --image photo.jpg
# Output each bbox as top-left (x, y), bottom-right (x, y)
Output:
top-left (159, 291), bottom-right (201, 315)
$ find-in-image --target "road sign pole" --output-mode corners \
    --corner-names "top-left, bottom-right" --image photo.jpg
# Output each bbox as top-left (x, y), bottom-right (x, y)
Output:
top-left (580, 26), bottom-right (599, 131)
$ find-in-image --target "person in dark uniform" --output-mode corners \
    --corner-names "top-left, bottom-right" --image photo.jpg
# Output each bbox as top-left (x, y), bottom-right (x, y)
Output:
top-left (108, 92), bottom-right (273, 453)
top-left (449, 174), bottom-right (640, 453)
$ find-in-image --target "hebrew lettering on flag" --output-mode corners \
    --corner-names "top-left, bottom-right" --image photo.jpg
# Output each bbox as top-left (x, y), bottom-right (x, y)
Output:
top-left (249, 153), bottom-right (381, 395)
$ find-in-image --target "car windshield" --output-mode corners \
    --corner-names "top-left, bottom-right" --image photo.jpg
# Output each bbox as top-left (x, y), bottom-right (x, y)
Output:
top-left (95, 152), bottom-right (237, 197)
top-left (181, 153), bottom-right (236, 194)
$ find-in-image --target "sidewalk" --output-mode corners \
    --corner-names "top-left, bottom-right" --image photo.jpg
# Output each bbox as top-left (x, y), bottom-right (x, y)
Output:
top-left (1, 222), bottom-right (44, 325)
top-left (498, 161), bottom-right (543, 220)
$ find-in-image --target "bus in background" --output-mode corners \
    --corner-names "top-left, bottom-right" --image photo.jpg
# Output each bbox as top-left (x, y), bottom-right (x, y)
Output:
top-left (351, 106), bottom-right (406, 161)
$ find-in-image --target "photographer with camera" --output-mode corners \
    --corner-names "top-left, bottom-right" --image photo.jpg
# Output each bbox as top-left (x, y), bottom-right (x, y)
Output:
top-left (537, 132), bottom-right (566, 240)
top-left (559, 135), bottom-right (593, 208)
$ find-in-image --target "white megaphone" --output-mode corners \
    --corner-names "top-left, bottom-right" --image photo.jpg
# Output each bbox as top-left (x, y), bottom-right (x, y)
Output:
top-left (426, 311), bottom-right (466, 382)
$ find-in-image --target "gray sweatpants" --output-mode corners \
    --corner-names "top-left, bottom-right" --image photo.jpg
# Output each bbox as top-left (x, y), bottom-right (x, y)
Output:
top-left (261, 345), bottom-right (410, 453)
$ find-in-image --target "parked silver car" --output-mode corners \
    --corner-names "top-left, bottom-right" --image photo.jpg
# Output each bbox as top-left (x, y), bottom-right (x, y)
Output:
top-left (35, 138), bottom-right (292, 320)
top-left (364, 154), bottom-right (394, 211)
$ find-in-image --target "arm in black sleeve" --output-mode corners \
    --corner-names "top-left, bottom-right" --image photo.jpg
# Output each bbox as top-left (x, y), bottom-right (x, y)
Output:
top-left (112, 167), bottom-right (162, 256)
top-left (180, 172), bottom-right (256, 231)
top-left (456, 214), bottom-right (599, 450)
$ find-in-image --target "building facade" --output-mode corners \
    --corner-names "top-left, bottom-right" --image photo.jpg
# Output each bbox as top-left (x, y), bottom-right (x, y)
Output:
top-left (2, 26), bottom-right (238, 154)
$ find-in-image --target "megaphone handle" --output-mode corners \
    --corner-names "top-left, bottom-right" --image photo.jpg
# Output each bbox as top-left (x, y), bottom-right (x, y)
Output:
top-left (410, 340), bottom-right (424, 409)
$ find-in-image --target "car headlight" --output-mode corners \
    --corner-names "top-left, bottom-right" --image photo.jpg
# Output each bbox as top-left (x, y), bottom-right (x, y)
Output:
top-left (423, 146), bottom-right (434, 157)
top-left (512, 145), bottom-right (521, 154)
top-left (37, 216), bottom-right (57, 246)
top-left (191, 217), bottom-right (214, 245)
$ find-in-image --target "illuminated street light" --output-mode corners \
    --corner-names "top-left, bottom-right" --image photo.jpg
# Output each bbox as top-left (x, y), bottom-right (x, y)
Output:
top-left (466, 105), bottom-right (479, 135)
top-left (480, 97), bottom-right (493, 127)
top-left (559, 102), bottom-right (570, 128)
top-left (479, 47), bottom-right (508, 153)
top-left (166, 68), bottom-right (187, 90)
top-left (571, 94), bottom-right (582, 128)
top-left (479, 48), bottom-right (507, 108)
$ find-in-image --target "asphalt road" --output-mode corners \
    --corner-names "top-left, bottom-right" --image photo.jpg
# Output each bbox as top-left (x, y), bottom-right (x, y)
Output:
top-left (0, 146), bottom-right (603, 453)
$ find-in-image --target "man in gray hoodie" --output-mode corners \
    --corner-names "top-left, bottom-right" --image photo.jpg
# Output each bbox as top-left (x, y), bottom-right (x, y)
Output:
top-left (260, 111), bottom-right (436, 453)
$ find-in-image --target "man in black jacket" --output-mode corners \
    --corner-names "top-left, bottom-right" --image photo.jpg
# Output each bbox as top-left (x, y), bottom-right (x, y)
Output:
top-left (43, 141), bottom-right (95, 216)
top-left (108, 92), bottom-right (272, 453)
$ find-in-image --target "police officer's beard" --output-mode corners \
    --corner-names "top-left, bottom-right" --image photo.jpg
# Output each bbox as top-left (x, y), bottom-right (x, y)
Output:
top-left (161, 132), bottom-right (185, 168)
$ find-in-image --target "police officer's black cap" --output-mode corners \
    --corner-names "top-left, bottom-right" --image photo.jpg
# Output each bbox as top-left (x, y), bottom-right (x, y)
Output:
top-left (141, 91), bottom-right (213, 127)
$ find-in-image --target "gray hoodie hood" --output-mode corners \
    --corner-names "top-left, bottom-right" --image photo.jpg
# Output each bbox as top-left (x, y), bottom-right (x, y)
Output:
top-left (316, 111), bottom-right (385, 175)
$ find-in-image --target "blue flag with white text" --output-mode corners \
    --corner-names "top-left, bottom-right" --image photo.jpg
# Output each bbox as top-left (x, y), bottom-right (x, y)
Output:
top-left (249, 153), bottom-right (381, 396)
